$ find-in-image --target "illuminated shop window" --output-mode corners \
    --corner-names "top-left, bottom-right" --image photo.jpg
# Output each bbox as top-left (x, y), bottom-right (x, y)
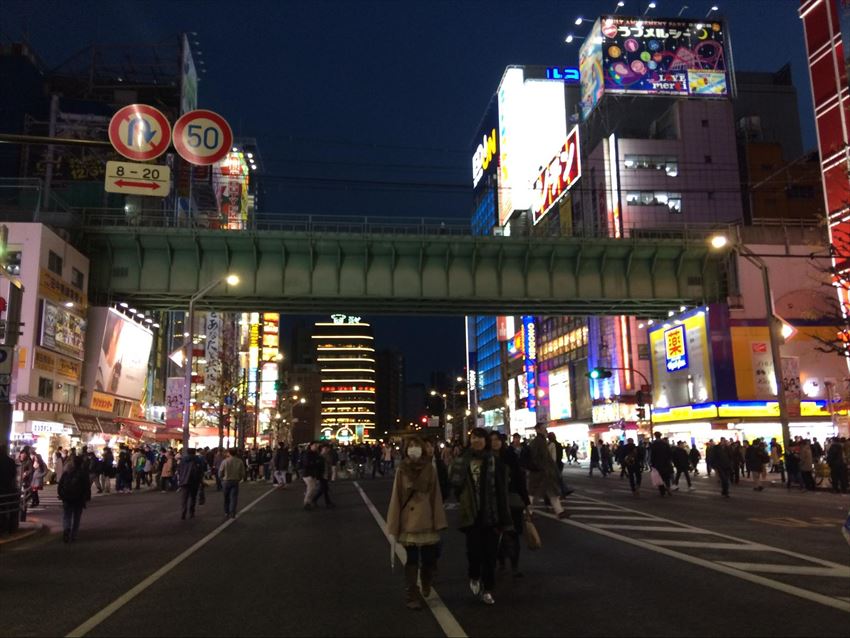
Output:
top-left (626, 191), bottom-right (682, 213)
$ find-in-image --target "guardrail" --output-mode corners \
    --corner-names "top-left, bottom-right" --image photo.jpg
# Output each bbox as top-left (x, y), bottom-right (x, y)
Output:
top-left (0, 490), bottom-right (22, 535)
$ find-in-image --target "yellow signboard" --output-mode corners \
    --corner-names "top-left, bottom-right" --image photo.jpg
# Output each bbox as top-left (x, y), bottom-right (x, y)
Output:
top-left (39, 269), bottom-right (87, 308)
top-left (90, 391), bottom-right (116, 413)
top-left (33, 346), bottom-right (82, 381)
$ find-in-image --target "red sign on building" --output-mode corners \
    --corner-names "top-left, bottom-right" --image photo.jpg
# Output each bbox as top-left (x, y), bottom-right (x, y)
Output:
top-left (531, 126), bottom-right (582, 226)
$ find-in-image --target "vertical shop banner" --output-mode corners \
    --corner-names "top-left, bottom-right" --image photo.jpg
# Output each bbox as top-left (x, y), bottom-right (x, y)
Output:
top-left (781, 356), bottom-right (802, 418)
top-left (750, 341), bottom-right (776, 399)
top-left (521, 315), bottom-right (537, 411)
top-left (166, 377), bottom-right (186, 427)
top-left (205, 312), bottom-right (222, 392)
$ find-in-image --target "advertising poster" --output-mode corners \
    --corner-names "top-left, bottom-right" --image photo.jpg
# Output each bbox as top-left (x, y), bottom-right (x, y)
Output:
top-left (180, 34), bottom-right (198, 115)
top-left (212, 152), bottom-right (249, 229)
top-left (750, 341), bottom-right (776, 399)
top-left (599, 16), bottom-right (728, 97)
top-left (781, 356), bottom-right (802, 418)
top-left (522, 315), bottom-right (537, 411)
top-left (93, 309), bottom-right (154, 400)
top-left (580, 19), bottom-right (605, 118)
top-left (471, 101), bottom-right (499, 193)
top-left (548, 366), bottom-right (572, 420)
top-left (649, 310), bottom-right (713, 407)
top-left (204, 312), bottom-right (222, 392)
top-left (531, 126), bottom-right (582, 225)
top-left (166, 377), bottom-right (186, 427)
top-left (497, 67), bottom-right (524, 226)
top-left (41, 300), bottom-right (86, 360)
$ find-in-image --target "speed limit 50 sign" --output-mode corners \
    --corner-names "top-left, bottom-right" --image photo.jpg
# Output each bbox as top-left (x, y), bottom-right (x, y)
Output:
top-left (172, 109), bottom-right (234, 166)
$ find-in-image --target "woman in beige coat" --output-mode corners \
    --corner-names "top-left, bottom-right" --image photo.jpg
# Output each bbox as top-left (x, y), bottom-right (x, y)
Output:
top-left (386, 436), bottom-right (448, 610)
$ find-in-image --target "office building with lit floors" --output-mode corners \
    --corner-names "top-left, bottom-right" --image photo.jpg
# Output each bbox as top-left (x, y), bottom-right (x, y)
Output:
top-left (313, 315), bottom-right (376, 443)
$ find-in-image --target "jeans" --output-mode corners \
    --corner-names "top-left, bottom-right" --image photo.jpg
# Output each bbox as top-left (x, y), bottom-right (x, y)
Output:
top-left (180, 483), bottom-right (199, 517)
top-left (223, 480), bottom-right (240, 517)
top-left (273, 470), bottom-right (288, 486)
top-left (62, 503), bottom-right (83, 539)
top-left (465, 526), bottom-right (499, 592)
top-left (627, 467), bottom-right (643, 492)
top-left (716, 467), bottom-right (731, 495)
top-left (312, 478), bottom-right (333, 506)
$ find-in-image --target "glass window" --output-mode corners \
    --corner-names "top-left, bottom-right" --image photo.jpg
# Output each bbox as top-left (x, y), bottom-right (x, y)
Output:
top-left (623, 154), bottom-right (678, 176)
top-left (47, 250), bottom-right (62, 276)
top-left (71, 267), bottom-right (84, 290)
top-left (625, 191), bottom-right (683, 212)
top-left (4, 250), bottom-right (21, 276)
top-left (38, 377), bottom-right (54, 399)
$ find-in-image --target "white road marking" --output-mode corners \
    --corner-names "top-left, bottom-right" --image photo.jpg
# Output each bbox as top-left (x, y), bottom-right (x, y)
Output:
top-left (644, 540), bottom-right (774, 550)
top-left (537, 510), bottom-right (850, 614)
top-left (562, 506), bottom-right (621, 511)
top-left (570, 515), bottom-right (653, 520)
top-left (592, 524), bottom-right (705, 532)
top-left (718, 563), bottom-right (850, 577)
top-left (65, 487), bottom-right (277, 638)
top-left (353, 481), bottom-right (467, 638)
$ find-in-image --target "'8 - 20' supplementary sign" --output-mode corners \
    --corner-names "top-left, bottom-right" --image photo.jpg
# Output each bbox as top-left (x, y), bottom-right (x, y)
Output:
top-left (172, 109), bottom-right (234, 166)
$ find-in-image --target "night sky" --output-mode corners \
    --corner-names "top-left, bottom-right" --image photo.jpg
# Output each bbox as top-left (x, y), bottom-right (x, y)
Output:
top-left (0, 0), bottom-right (815, 384)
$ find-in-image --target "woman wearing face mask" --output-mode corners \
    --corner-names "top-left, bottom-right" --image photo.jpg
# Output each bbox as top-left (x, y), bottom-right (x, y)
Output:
top-left (450, 427), bottom-right (512, 605)
top-left (386, 435), bottom-right (448, 610)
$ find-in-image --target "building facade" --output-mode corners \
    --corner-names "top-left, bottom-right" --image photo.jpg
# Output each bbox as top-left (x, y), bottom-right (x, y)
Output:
top-left (313, 315), bottom-right (376, 443)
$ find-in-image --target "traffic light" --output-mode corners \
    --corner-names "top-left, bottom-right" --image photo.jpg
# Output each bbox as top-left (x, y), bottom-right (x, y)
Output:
top-left (636, 391), bottom-right (647, 406)
top-left (586, 367), bottom-right (613, 380)
top-left (636, 407), bottom-right (646, 420)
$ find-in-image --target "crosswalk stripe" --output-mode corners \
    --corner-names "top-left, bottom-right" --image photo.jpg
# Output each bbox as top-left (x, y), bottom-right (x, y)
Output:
top-left (718, 562), bottom-right (850, 577)
top-left (643, 540), bottom-right (773, 550)
top-left (592, 524), bottom-right (710, 532)
top-left (571, 515), bottom-right (652, 520)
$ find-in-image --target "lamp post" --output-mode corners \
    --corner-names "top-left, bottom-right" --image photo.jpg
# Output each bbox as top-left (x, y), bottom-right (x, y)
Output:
top-left (710, 234), bottom-right (792, 452)
top-left (182, 273), bottom-right (239, 448)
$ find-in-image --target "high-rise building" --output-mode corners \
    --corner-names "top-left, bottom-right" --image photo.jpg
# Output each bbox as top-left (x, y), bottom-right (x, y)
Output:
top-left (313, 315), bottom-right (376, 443)
top-left (375, 348), bottom-right (404, 439)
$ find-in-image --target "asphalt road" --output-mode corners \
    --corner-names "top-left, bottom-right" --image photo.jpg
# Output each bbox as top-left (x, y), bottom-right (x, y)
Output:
top-left (1, 467), bottom-right (848, 638)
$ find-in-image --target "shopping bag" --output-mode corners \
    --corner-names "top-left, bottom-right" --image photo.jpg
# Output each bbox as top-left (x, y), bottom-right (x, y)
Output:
top-left (524, 515), bottom-right (542, 550)
top-left (649, 468), bottom-right (663, 488)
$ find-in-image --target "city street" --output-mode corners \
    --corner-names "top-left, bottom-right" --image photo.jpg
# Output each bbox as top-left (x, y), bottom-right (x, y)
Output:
top-left (2, 467), bottom-right (848, 638)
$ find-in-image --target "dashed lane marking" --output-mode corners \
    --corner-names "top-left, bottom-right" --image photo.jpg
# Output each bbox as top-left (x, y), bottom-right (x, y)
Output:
top-left (353, 481), bottom-right (467, 638)
top-left (570, 515), bottom-right (655, 520)
top-left (65, 487), bottom-right (277, 637)
top-left (592, 524), bottom-right (704, 532)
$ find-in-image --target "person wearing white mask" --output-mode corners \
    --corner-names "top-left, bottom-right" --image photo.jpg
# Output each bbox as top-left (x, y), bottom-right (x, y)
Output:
top-left (386, 435), bottom-right (447, 610)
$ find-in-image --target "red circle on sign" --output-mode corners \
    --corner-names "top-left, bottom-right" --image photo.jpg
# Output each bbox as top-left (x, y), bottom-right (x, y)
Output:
top-left (172, 109), bottom-right (233, 166)
top-left (108, 104), bottom-right (172, 161)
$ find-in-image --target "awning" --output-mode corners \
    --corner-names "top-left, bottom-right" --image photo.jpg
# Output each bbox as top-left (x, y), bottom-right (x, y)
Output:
top-left (98, 418), bottom-right (121, 435)
top-left (113, 418), bottom-right (165, 442)
top-left (73, 414), bottom-right (102, 434)
top-left (153, 427), bottom-right (184, 442)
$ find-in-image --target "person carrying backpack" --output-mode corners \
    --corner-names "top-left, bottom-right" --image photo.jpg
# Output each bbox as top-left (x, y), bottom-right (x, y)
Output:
top-left (176, 448), bottom-right (204, 520)
top-left (58, 454), bottom-right (91, 543)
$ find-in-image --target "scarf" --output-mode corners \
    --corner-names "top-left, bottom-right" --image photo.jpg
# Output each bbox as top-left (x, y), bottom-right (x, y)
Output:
top-left (399, 456), bottom-right (434, 495)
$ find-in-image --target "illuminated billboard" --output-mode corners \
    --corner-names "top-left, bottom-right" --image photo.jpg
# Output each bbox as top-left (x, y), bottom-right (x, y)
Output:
top-left (496, 67), bottom-right (568, 226)
top-left (649, 309), bottom-right (713, 408)
top-left (581, 16), bottom-right (729, 118)
top-left (471, 102), bottom-right (499, 192)
top-left (40, 300), bottom-right (86, 360)
top-left (548, 365), bottom-right (572, 420)
top-left (522, 315), bottom-right (537, 412)
top-left (85, 308), bottom-right (153, 401)
top-left (213, 151), bottom-right (249, 229)
top-left (531, 126), bottom-right (582, 225)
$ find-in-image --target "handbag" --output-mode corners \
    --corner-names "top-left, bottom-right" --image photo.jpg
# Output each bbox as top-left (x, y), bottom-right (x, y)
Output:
top-left (524, 512), bottom-right (542, 551)
top-left (649, 468), bottom-right (663, 487)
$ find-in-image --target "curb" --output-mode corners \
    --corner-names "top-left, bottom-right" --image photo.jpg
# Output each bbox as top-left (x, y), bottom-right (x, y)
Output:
top-left (0, 521), bottom-right (49, 547)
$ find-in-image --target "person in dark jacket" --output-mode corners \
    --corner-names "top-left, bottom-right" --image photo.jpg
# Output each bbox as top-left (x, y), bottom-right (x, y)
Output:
top-left (827, 438), bottom-right (849, 493)
top-left (301, 442), bottom-right (323, 510)
top-left (588, 441), bottom-right (601, 477)
top-left (688, 445), bottom-right (701, 475)
top-left (622, 438), bottom-right (644, 495)
top-left (450, 428), bottom-right (512, 606)
top-left (672, 441), bottom-right (692, 490)
top-left (492, 432), bottom-right (529, 578)
top-left (0, 444), bottom-right (19, 535)
top-left (649, 432), bottom-right (674, 496)
top-left (710, 438), bottom-right (733, 497)
top-left (58, 454), bottom-right (91, 542)
top-left (176, 448), bottom-right (203, 520)
top-left (272, 442), bottom-right (291, 488)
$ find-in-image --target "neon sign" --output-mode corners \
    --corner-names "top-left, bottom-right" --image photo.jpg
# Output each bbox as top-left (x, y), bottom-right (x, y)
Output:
top-left (472, 127), bottom-right (498, 188)
top-left (522, 315), bottom-right (537, 411)
top-left (664, 325), bottom-right (688, 372)
top-left (545, 67), bottom-right (581, 83)
top-left (532, 126), bottom-right (582, 225)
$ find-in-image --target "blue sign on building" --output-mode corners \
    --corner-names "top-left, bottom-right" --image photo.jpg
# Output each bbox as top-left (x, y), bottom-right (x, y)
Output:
top-left (545, 67), bottom-right (581, 83)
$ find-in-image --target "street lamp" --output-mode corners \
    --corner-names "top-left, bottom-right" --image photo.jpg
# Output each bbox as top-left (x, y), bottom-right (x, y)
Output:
top-left (181, 273), bottom-right (239, 448)
top-left (710, 234), bottom-right (791, 452)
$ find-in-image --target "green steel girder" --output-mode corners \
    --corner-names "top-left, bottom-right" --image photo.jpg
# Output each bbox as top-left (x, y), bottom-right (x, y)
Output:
top-left (81, 227), bottom-right (726, 316)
